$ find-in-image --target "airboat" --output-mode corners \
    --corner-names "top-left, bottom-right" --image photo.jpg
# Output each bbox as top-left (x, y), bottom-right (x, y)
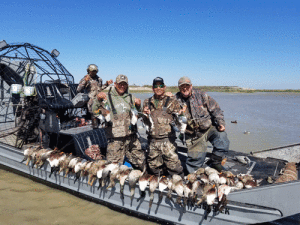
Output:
top-left (0, 40), bottom-right (299, 225)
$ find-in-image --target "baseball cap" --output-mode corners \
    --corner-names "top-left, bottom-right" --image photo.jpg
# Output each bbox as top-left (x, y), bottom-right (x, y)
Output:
top-left (152, 77), bottom-right (164, 86)
top-left (178, 76), bottom-right (192, 86)
top-left (115, 74), bottom-right (128, 84)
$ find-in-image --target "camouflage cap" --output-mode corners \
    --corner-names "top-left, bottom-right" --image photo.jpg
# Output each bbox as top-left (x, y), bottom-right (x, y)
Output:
top-left (178, 76), bottom-right (192, 86)
top-left (87, 64), bottom-right (98, 72)
top-left (115, 74), bottom-right (128, 84)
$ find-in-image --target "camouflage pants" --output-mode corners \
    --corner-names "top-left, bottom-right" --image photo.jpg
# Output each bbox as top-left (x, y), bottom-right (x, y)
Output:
top-left (106, 134), bottom-right (145, 170)
top-left (147, 138), bottom-right (183, 177)
top-left (87, 98), bottom-right (94, 113)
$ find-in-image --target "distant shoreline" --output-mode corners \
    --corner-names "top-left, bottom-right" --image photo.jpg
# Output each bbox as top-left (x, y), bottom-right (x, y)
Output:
top-left (121, 86), bottom-right (300, 93)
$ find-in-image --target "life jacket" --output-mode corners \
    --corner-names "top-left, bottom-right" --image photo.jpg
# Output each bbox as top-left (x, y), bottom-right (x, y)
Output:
top-left (148, 96), bottom-right (174, 138)
top-left (106, 88), bottom-right (134, 138)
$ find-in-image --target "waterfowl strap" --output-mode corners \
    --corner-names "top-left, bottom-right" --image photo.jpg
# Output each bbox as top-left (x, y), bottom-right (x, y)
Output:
top-left (108, 87), bottom-right (117, 117)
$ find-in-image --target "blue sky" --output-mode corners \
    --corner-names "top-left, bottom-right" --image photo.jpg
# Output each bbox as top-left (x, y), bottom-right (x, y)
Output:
top-left (1, 0), bottom-right (299, 89)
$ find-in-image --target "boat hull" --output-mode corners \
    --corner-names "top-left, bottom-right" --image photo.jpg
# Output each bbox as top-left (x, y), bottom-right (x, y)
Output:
top-left (0, 142), bottom-right (299, 225)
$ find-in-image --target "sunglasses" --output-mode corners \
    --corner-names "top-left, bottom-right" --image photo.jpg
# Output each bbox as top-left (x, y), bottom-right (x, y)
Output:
top-left (153, 84), bottom-right (165, 88)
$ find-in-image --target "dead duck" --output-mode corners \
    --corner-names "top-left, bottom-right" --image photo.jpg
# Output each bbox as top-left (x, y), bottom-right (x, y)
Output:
top-left (244, 178), bottom-right (263, 189)
top-left (158, 176), bottom-right (169, 202)
top-left (221, 171), bottom-right (236, 186)
top-left (186, 173), bottom-right (198, 184)
top-left (47, 152), bottom-right (66, 177)
top-left (66, 157), bottom-right (81, 177)
top-left (106, 163), bottom-right (122, 189)
top-left (118, 165), bottom-right (133, 197)
top-left (196, 184), bottom-right (216, 206)
top-left (204, 167), bottom-right (220, 176)
top-left (217, 184), bottom-right (238, 212)
top-left (22, 146), bottom-right (42, 166)
top-left (40, 148), bottom-right (61, 169)
top-left (194, 167), bottom-right (205, 176)
top-left (218, 173), bottom-right (228, 185)
top-left (140, 113), bottom-right (154, 133)
top-left (199, 173), bottom-right (209, 184)
top-left (138, 173), bottom-right (152, 198)
top-left (206, 184), bottom-right (217, 206)
top-left (234, 180), bottom-right (244, 189)
top-left (130, 107), bottom-right (139, 129)
top-left (81, 161), bottom-right (93, 178)
top-left (185, 173), bottom-right (200, 206)
top-left (128, 169), bottom-right (143, 199)
top-left (58, 153), bottom-right (74, 176)
top-left (33, 148), bottom-right (52, 168)
top-left (74, 160), bottom-right (88, 183)
top-left (149, 175), bottom-right (159, 208)
top-left (101, 162), bottom-right (119, 187)
top-left (237, 174), bottom-right (254, 184)
top-left (96, 160), bottom-right (109, 188)
top-left (87, 160), bottom-right (107, 186)
top-left (183, 182), bottom-right (193, 207)
top-left (167, 174), bottom-right (184, 206)
top-left (191, 180), bottom-right (202, 205)
top-left (173, 111), bottom-right (188, 145)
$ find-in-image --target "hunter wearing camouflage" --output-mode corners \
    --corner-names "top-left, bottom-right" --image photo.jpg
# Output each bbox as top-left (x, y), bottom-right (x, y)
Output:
top-left (77, 64), bottom-right (113, 113)
top-left (92, 74), bottom-right (146, 170)
top-left (143, 77), bottom-right (184, 178)
top-left (175, 76), bottom-right (230, 173)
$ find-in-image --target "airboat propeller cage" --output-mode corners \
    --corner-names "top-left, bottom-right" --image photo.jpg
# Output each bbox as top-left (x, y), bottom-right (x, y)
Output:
top-left (0, 41), bottom-right (77, 149)
top-left (0, 41), bottom-right (74, 86)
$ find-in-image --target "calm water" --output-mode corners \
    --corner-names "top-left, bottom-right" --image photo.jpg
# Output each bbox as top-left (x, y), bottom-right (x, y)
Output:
top-left (136, 92), bottom-right (300, 152)
top-left (1, 92), bottom-right (300, 225)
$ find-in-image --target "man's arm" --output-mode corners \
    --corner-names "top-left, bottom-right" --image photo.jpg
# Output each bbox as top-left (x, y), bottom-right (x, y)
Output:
top-left (202, 93), bottom-right (226, 130)
top-left (77, 76), bottom-right (88, 93)
top-left (100, 79), bottom-right (113, 91)
top-left (168, 97), bottom-right (182, 114)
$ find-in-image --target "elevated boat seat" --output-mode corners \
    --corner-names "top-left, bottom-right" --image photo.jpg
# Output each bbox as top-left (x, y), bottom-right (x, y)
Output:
top-left (35, 83), bottom-right (74, 110)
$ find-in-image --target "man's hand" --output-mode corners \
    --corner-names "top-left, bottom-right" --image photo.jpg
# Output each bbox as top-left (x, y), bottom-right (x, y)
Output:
top-left (165, 92), bottom-right (173, 97)
top-left (134, 98), bottom-right (141, 107)
top-left (143, 106), bottom-right (150, 114)
top-left (218, 125), bottom-right (225, 132)
top-left (179, 104), bottom-right (187, 115)
top-left (97, 92), bottom-right (107, 101)
top-left (106, 79), bottom-right (113, 86)
top-left (84, 75), bottom-right (91, 82)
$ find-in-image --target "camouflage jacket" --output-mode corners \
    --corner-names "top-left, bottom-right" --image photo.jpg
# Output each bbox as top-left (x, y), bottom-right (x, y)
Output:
top-left (143, 94), bottom-right (181, 138)
top-left (93, 86), bottom-right (140, 138)
top-left (175, 89), bottom-right (225, 133)
top-left (77, 74), bottom-right (109, 100)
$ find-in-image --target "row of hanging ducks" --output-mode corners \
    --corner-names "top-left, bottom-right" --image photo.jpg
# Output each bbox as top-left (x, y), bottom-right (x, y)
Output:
top-left (22, 146), bottom-right (262, 212)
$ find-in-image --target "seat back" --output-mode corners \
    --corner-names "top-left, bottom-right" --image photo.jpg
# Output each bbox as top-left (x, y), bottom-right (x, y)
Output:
top-left (35, 83), bottom-right (74, 109)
